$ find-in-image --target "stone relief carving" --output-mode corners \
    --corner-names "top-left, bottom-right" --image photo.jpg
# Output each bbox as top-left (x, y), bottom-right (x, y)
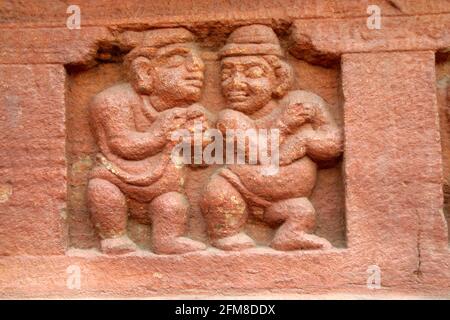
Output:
top-left (87, 25), bottom-right (343, 255)
top-left (201, 25), bottom-right (343, 251)
top-left (87, 28), bottom-right (209, 254)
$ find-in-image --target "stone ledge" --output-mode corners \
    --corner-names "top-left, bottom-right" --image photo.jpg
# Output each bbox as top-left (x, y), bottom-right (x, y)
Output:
top-left (1, 13), bottom-right (450, 65)
top-left (290, 15), bottom-right (450, 66)
top-left (0, 248), bottom-right (449, 298)
top-left (1, 0), bottom-right (450, 28)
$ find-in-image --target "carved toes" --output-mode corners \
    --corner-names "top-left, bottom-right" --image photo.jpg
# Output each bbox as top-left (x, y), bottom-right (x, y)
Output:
top-left (100, 235), bottom-right (138, 255)
top-left (212, 232), bottom-right (256, 251)
top-left (271, 232), bottom-right (332, 251)
top-left (153, 237), bottom-right (206, 255)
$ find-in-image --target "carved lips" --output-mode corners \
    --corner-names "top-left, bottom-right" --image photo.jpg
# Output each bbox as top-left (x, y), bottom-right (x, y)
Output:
top-left (226, 91), bottom-right (249, 103)
top-left (184, 73), bottom-right (204, 89)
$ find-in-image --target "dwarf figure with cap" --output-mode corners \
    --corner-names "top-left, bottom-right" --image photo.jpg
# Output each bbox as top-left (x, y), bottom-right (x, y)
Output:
top-left (200, 25), bottom-right (343, 251)
top-left (87, 28), bottom-right (209, 254)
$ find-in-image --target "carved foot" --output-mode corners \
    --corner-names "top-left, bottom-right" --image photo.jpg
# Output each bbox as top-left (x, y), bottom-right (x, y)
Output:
top-left (271, 232), bottom-right (332, 251)
top-left (153, 237), bottom-right (206, 255)
top-left (100, 235), bottom-right (138, 255)
top-left (212, 232), bottom-right (256, 251)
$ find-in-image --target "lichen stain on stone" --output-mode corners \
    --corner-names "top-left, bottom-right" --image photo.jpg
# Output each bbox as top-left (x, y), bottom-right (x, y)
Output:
top-left (3, 95), bottom-right (22, 128)
top-left (0, 184), bottom-right (13, 203)
top-left (72, 156), bottom-right (93, 173)
top-left (60, 207), bottom-right (68, 220)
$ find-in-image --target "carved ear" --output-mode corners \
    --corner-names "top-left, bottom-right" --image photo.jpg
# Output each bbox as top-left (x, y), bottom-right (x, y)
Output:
top-left (272, 60), bottom-right (293, 99)
top-left (130, 56), bottom-right (153, 94)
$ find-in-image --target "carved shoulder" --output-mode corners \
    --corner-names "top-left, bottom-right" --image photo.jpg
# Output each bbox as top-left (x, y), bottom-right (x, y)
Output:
top-left (278, 90), bottom-right (338, 129)
top-left (280, 90), bottom-right (330, 114)
top-left (89, 83), bottom-right (140, 122)
top-left (216, 109), bottom-right (255, 132)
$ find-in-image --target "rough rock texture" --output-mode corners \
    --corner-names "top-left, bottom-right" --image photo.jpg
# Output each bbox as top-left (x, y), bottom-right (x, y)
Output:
top-left (289, 15), bottom-right (450, 66)
top-left (0, 65), bottom-right (68, 255)
top-left (0, 0), bottom-right (449, 298)
top-left (437, 59), bottom-right (450, 245)
top-left (342, 52), bottom-right (448, 287)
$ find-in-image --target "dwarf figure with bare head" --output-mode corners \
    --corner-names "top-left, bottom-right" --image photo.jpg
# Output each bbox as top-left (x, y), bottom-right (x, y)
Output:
top-left (201, 25), bottom-right (343, 251)
top-left (87, 28), bottom-right (209, 254)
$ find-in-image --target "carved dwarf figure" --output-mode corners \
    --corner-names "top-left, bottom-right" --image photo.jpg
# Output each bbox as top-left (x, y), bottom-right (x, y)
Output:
top-left (87, 28), bottom-right (209, 254)
top-left (200, 25), bottom-right (343, 251)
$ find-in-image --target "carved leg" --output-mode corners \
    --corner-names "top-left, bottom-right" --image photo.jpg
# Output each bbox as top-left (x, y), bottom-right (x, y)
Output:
top-left (265, 197), bottom-right (332, 250)
top-left (87, 178), bottom-right (137, 254)
top-left (200, 174), bottom-right (255, 251)
top-left (150, 191), bottom-right (206, 254)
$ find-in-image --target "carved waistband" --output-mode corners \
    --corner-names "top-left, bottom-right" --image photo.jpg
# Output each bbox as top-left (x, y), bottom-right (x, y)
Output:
top-left (219, 168), bottom-right (272, 208)
top-left (95, 152), bottom-right (171, 187)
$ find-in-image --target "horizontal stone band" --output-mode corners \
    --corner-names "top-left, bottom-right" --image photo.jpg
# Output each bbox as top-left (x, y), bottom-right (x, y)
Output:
top-left (219, 43), bottom-right (283, 57)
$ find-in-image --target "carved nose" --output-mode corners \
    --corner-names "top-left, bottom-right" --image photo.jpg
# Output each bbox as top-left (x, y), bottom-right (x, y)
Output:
top-left (229, 72), bottom-right (246, 89)
top-left (186, 54), bottom-right (204, 72)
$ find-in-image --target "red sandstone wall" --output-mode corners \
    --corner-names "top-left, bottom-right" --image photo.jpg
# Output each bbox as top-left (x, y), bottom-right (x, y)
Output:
top-left (0, 0), bottom-right (449, 298)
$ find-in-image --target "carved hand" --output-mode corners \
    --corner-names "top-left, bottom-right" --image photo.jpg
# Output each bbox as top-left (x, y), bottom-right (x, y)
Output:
top-left (185, 104), bottom-right (212, 132)
top-left (156, 107), bottom-right (188, 140)
top-left (185, 104), bottom-right (214, 147)
top-left (279, 133), bottom-right (308, 166)
top-left (216, 109), bottom-right (255, 133)
top-left (276, 102), bottom-right (317, 135)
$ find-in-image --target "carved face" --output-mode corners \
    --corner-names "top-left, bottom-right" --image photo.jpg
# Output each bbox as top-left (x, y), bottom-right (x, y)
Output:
top-left (221, 56), bottom-right (276, 114)
top-left (150, 43), bottom-right (205, 108)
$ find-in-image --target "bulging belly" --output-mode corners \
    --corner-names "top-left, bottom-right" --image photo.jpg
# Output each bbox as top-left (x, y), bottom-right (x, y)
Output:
top-left (91, 153), bottom-right (187, 203)
top-left (229, 157), bottom-right (317, 201)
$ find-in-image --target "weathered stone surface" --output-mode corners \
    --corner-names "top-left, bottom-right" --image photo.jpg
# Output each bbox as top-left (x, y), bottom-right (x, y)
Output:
top-left (342, 51), bottom-right (448, 273)
top-left (0, 249), bottom-right (423, 298)
top-left (0, 247), bottom-right (449, 298)
top-left (0, 1), bottom-right (449, 299)
top-left (2, 4), bottom-right (450, 66)
top-left (0, 65), bottom-right (67, 255)
top-left (290, 15), bottom-right (450, 66)
top-left (2, 0), bottom-right (450, 27)
top-left (0, 27), bottom-right (113, 65)
top-left (437, 59), bottom-right (450, 245)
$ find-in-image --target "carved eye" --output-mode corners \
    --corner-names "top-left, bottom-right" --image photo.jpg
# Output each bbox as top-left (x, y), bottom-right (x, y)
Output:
top-left (165, 54), bottom-right (186, 67)
top-left (301, 103), bottom-right (316, 116)
top-left (245, 66), bottom-right (264, 78)
top-left (222, 68), bottom-right (232, 81)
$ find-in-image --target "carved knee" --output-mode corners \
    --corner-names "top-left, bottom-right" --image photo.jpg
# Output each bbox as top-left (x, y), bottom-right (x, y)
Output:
top-left (265, 197), bottom-right (316, 232)
top-left (87, 178), bottom-right (127, 238)
top-left (149, 192), bottom-right (189, 239)
top-left (200, 174), bottom-right (248, 239)
top-left (150, 192), bottom-right (189, 214)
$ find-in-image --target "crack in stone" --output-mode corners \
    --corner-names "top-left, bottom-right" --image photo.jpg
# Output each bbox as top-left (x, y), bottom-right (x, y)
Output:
top-left (413, 209), bottom-right (423, 278)
top-left (387, 0), bottom-right (404, 13)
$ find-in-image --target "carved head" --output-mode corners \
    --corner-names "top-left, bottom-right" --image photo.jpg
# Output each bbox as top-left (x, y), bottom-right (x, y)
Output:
top-left (124, 28), bottom-right (205, 110)
top-left (219, 25), bottom-right (293, 114)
